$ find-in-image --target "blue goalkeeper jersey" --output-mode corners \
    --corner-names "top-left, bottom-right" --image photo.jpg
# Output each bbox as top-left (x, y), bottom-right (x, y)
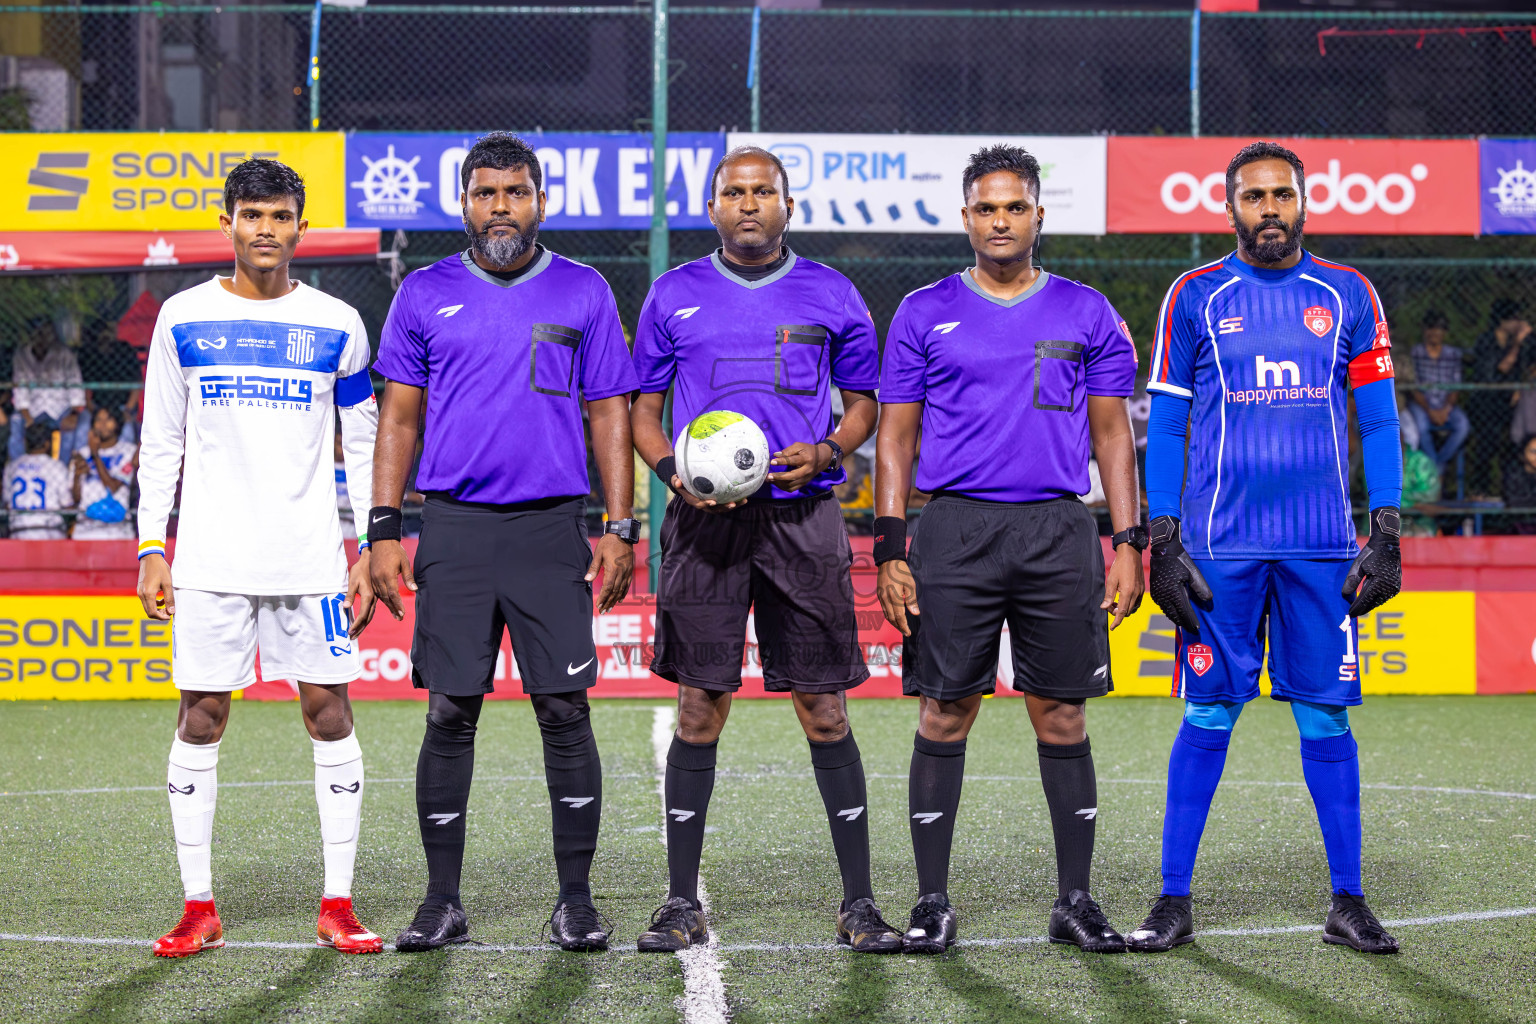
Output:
top-left (1146, 250), bottom-right (1396, 560)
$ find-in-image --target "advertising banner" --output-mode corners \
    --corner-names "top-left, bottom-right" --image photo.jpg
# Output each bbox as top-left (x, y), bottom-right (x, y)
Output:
top-left (0, 542), bottom-right (1523, 700)
top-left (2, 133), bottom-right (347, 232)
top-left (0, 228), bottom-right (379, 274)
top-left (344, 132), bottom-right (724, 231)
top-left (1106, 137), bottom-right (1480, 235)
top-left (1480, 139), bottom-right (1536, 235)
top-left (725, 133), bottom-right (1108, 235)
top-left (0, 596), bottom-right (174, 700)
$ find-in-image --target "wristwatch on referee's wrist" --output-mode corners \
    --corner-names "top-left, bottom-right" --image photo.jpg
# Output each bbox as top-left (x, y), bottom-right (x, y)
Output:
top-left (604, 518), bottom-right (641, 544)
top-left (1112, 525), bottom-right (1149, 552)
top-left (818, 437), bottom-right (844, 472)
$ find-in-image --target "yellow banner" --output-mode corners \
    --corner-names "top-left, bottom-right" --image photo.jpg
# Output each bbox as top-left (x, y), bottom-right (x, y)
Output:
top-left (2, 132), bottom-right (346, 231)
top-left (0, 596), bottom-right (177, 700)
top-left (1106, 591), bottom-right (1476, 697)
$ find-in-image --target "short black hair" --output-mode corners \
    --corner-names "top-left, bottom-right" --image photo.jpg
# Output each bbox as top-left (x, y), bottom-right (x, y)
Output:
top-left (1422, 309), bottom-right (1450, 329)
top-left (94, 403), bottom-right (123, 431)
top-left (1492, 297), bottom-right (1525, 324)
top-left (460, 131), bottom-right (542, 193)
top-left (1225, 141), bottom-right (1305, 205)
top-left (962, 145), bottom-right (1041, 203)
top-left (224, 158), bottom-right (305, 217)
top-left (23, 421), bottom-right (52, 454)
top-left (710, 146), bottom-right (790, 198)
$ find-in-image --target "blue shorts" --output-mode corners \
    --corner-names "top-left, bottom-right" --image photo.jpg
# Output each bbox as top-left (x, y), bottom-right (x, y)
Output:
top-left (1172, 558), bottom-right (1361, 707)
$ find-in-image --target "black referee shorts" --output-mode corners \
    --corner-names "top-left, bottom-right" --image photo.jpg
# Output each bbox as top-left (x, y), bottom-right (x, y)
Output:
top-left (902, 494), bottom-right (1111, 703)
top-left (410, 494), bottom-right (598, 696)
top-left (650, 491), bottom-right (868, 694)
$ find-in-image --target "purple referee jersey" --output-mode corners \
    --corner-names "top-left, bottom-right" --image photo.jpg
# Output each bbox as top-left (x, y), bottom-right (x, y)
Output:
top-left (631, 249), bottom-right (881, 500)
top-left (374, 247), bottom-right (639, 504)
top-left (880, 270), bottom-right (1139, 502)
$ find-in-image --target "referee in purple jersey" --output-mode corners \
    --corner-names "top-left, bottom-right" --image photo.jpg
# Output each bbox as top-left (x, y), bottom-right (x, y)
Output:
top-left (629, 147), bottom-right (902, 953)
top-left (368, 133), bottom-right (640, 953)
top-left (876, 145), bottom-right (1144, 954)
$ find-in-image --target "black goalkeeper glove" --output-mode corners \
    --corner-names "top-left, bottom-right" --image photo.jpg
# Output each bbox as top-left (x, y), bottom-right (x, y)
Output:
top-left (1343, 507), bottom-right (1402, 617)
top-left (1148, 515), bottom-right (1212, 634)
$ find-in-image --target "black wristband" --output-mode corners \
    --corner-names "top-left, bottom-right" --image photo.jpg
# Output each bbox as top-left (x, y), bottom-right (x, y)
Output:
top-left (873, 516), bottom-right (908, 564)
top-left (655, 455), bottom-right (679, 495)
top-left (368, 505), bottom-right (403, 542)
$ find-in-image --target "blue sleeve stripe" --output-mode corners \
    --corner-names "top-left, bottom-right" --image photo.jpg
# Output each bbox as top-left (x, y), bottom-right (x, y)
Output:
top-left (1353, 377), bottom-right (1403, 509)
top-left (335, 368), bottom-right (375, 407)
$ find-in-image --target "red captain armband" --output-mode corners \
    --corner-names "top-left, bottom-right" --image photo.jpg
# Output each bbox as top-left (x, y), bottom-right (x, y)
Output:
top-left (1348, 348), bottom-right (1395, 388)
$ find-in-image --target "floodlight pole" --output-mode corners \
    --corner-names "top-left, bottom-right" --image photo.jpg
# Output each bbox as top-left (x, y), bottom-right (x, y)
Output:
top-left (308, 0), bottom-right (322, 130)
top-left (748, 5), bottom-right (762, 133)
top-left (647, 0), bottom-right (671, 592)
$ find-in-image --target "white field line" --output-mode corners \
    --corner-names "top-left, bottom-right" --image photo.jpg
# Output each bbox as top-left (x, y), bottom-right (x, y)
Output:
top-left (652, 706), bottom-right (728, 1024)
top-left (5, 905), bottom-right (1535, 955)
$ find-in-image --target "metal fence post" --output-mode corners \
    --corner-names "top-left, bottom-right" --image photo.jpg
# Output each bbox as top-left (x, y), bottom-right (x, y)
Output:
top-left (748, 5), bottom-right (761, 133)
top-left (647, 0), bottom-right (671, 592)
top-left (308, 0), bottom-right (322, 129)
top-left (1189, 0), bottom-right (1201, 263)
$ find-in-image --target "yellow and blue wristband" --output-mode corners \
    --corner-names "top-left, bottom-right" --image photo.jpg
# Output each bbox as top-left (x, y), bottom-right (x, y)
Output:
top-left (137, 539), bottom-right (165, 561)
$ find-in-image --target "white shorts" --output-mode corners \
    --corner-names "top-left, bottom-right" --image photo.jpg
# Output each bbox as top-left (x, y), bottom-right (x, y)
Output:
top-left (173, 589), bottom-right (361, 692)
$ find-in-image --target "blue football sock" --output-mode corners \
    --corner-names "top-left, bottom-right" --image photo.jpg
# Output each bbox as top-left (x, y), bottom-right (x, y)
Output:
top-left (1299, 731), bottom-right (1363, 897)
top-left (1159, 720), bottom-right (1233, 898)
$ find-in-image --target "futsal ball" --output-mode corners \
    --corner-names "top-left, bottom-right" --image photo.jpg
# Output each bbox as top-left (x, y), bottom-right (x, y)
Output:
top-left (676, 410), bottom-right (770, 504)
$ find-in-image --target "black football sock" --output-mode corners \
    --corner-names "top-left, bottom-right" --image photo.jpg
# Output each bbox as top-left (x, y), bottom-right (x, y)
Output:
top-left (416, 692), bottom-right (482, 902)
top-left (1038, 737), bottom-right (1097, 899)
top-left (532, 692), bottom-right (603, 905)
top-left (909, 732), bottom-right (967, 899)
top-left (664, 735), bottom-right (717, 909)
top-left (808, 730), bottom-right (874, 908)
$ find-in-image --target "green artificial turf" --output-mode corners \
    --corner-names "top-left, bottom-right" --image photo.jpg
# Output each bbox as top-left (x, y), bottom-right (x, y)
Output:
top-left (0, 695), bottom-right (1532, 1023)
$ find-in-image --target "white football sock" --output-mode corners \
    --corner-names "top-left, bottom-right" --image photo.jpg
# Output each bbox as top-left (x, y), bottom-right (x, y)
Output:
top-left (167, 736), bottom-right (219, 900)
top-left (313, 731), bottom-right (364, 899)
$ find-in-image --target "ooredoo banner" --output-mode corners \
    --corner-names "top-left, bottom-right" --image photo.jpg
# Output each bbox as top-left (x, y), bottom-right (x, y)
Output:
top-left (1107, 137), bottom-right (1480, 235)
top-left (725, 133), bottom-right (1108, 235)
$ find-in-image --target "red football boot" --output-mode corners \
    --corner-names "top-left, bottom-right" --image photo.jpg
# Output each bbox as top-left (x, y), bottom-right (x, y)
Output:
top-left (152, 899), bottom-right (224, 957)
top-left (317, 896), bottom-right (384, 954)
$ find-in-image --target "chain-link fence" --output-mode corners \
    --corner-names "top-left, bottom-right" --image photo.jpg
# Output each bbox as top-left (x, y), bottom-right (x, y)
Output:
top-left (3, 3), bottom-right (1536, 536)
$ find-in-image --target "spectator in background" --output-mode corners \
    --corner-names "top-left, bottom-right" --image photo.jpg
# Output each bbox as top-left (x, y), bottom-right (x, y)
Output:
top-left (1467, 299), bottom-right (1533, 497)
top-left (77, 319), bottom-right (143, 444)
top-left (70, 405), bottom-right (136, 540)
top-left (9, 319), bottom-right (85, 461)
top-left (1510, 357), bottom-right (1536, 452)
top-left (1503, 434), bottom-right (1536, 535)
top-left (1408, 310), bottom-right (1468, 475)
top-left (5, 420), bottom-right (72, 540)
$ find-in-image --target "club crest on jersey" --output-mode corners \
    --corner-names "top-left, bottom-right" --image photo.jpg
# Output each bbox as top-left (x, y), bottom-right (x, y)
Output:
top-left (1186, 643), bottom-right (1215, 676)
top-left (1373, 320), bottom-right (1392, 349)
top-left (1303, 306), bottom-right (1334, 338)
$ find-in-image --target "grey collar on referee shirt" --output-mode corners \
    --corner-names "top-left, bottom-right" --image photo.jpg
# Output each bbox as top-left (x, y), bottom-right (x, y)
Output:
top-left (709, 248), bottom-right (799, 290)
top-left (459, 246), bottom-right (553, 288)
top-left (961, 267), bottom-right (1051, 308)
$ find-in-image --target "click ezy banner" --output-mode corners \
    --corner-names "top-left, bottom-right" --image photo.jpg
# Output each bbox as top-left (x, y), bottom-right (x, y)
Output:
top-left (725, 133), bottom-right (1108, 235)
top-left (3, 133), bottom-right (347, 232)
top-left (345, 132), bottom-right (724, 231)
top-left (1107, 137), bottom-right (1480, 234)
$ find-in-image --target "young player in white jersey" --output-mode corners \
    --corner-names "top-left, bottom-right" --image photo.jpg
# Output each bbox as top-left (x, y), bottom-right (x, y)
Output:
top-left (136, 159), bottom-right (383, 957)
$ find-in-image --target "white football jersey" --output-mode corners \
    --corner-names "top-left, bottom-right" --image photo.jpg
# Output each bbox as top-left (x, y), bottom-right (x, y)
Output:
top-left (72, 438), bottom-right (137, 540)
top-left (137, 277), bottom-right (377, 595)
top-left (5, 453), bottom-right (72, 540)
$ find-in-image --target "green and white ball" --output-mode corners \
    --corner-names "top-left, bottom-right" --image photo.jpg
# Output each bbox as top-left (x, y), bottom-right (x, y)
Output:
top-left (676, 410), bottom-right (770, 504)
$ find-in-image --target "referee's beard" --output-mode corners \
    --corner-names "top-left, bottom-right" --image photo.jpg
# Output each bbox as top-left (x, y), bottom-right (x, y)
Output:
top-left (468, 218), bottom-right (539, 269)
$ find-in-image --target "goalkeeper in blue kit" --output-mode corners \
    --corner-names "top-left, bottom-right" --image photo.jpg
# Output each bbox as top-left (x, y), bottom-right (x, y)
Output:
top-left (1131, 142), bottom-right (1403, 954)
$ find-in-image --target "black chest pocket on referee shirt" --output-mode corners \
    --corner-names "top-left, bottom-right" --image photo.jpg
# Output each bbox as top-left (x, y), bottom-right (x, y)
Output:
top-left (1033, 339), bottom-right (1085, 412)
top-left (775, 324), bottom-right (828, 397)
top-left (531, 323), bottom-right (582, 398)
